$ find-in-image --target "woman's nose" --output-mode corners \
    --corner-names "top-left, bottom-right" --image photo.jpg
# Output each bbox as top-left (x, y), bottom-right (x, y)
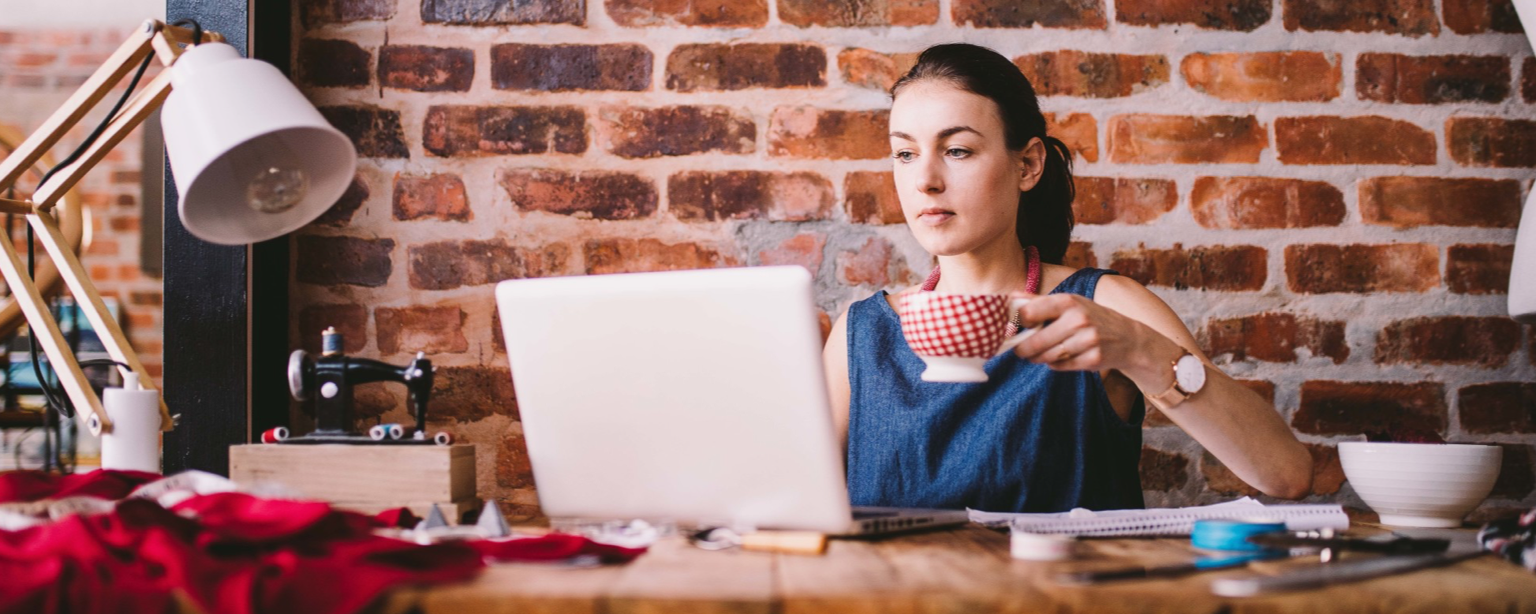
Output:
top-left (916, 157), bottom-right (944, 194)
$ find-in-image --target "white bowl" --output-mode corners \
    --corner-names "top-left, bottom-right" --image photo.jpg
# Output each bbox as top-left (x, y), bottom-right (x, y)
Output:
top-left (1339, 442), bottom-right (1502, 528)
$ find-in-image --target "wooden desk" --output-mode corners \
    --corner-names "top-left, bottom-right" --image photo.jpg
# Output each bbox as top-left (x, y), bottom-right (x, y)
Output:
top-left (376, 525), bottom-right (1536, 614)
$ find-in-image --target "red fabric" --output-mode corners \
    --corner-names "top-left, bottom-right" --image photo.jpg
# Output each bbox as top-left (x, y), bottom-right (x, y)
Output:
top-left (0, 469), bottom-right (161, 503)
top-left (0, 485), bottom-right (647, 614)
top-left (373, 507), bottom-right (422, 529)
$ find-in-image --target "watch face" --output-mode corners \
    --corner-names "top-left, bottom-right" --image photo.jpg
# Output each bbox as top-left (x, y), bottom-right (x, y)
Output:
top-left (1175, 353), bottom-right (1206, 393)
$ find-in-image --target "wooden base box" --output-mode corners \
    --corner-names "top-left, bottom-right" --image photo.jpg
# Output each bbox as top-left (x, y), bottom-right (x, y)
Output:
top-left (229, 443), bottom-right (476, 524)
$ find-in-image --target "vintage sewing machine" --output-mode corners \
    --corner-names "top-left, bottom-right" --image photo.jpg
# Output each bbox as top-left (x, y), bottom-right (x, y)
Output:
top-left (229, 326), bottom-right (476, 522)
top-left (284, 326), bottom-right (445, 445)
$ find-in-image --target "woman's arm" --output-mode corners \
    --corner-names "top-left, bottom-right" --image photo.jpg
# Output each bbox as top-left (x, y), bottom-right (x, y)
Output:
top-left (1013, 275), bottom-right (1313, 499)
top-left (824, 310), bottom-right (852, 450)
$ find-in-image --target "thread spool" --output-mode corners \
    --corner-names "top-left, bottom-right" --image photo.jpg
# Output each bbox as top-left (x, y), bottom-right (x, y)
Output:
top-left (368, 424), bottom-right (388, 441)
top-left (260, 426), bottom-right (289, 443)
top-left (1011, 530), bottom-right (1076, 561)
top-left (433, 432), bottom-right (452, 446)
top-left (1191, 519), bottom-right (1287, 552)
top-left (100, 373), bottom-right (161, 474)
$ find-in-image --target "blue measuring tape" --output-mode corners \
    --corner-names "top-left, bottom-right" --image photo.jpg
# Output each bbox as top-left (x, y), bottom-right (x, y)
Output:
top-left (1191, 519), bottom-right (1288, 552)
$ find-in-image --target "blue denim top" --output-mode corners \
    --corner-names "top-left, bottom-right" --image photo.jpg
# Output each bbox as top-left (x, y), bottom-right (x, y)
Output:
top-left (845, 267), bottom-right (1145, 513)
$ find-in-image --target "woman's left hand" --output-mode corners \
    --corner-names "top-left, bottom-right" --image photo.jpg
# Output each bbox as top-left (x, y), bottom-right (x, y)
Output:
top-left (1009, 292), bottom-right (1160, 373)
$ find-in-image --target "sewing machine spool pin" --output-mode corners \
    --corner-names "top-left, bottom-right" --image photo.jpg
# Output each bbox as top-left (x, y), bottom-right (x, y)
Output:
top-left (285, 327), bottom-right (440, 445)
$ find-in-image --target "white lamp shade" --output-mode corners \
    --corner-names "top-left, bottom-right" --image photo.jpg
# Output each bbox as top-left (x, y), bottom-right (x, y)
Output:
top-left (1511, 0), bottom-right (1536, 322)
top-left (161, 42), bottom-right (356, 245)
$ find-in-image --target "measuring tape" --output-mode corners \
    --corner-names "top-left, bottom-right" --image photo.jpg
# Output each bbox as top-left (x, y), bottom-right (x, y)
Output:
top-left (1191, 519), bottom-right (1288, 552)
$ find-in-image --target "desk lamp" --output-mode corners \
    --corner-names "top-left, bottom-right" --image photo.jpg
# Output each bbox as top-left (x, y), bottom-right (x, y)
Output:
top-left (0, 20), bottom-right (356, 437)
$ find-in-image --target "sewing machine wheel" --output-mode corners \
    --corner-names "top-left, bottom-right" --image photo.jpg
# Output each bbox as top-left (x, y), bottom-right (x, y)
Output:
top-left (288, 349), bottom-right (312, 401)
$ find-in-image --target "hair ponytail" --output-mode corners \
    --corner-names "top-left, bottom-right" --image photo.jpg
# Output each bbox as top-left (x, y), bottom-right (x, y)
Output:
top-left (893, 44), bottom-right (1077, 265)
top-left (1019, 136), bottom-right (1075, 265)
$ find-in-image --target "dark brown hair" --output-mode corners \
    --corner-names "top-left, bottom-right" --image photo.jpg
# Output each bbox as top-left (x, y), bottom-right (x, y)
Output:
top-left (891, 43), bottom-right (1075, 265)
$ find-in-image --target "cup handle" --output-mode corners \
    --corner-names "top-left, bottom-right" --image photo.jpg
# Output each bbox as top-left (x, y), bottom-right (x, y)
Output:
top-left (994, 297), bottom-right (1034, 356)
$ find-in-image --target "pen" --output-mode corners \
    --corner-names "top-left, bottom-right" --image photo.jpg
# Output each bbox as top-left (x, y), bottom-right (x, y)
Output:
top-left (1056, 550), bottom-right (1289, 585)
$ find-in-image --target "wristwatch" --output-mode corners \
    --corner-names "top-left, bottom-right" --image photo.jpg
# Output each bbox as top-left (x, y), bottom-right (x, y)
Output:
top-left (1146, 352), bottom-right (1206, 411)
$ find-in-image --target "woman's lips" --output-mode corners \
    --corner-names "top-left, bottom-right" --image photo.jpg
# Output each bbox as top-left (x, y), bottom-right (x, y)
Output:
top-left (916, 209), bottom-right (954, 226)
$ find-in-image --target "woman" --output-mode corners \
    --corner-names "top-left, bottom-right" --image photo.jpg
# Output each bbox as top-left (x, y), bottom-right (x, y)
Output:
top-left (823, 43), bottom-right (1311, 513)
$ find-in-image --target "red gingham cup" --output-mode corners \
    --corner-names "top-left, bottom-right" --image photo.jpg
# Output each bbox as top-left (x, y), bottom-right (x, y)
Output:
top-left (897, 293), bottom-right (1034, 382)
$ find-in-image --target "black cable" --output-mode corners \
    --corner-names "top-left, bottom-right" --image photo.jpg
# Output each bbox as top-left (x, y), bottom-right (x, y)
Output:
top-left (170, 19), bottom-right (204, 48)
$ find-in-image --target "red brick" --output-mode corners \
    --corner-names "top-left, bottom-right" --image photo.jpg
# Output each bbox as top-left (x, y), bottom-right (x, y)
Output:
top-left (1072, 177), bottom-right (1176, 225)
top-left (839, 237), bottom-right (898, 287)
top-left (1108, 245), bottom-right (1267, 291)
top-left (1524, 58), bottom-right (1536, 103)
top-left (1203, 312), bottom-right (1349, 363)
top-left (600, 106), bottom-right (755, 158)
top-left (429, 366), bottom-right (517, 423)
top-left (491, 44), bottom-right (651, 92)
top-left (1448, 117), bottom-right (1536, 168)
top-left (378, 45), bottom-right (474, 92)
top-left (1190, 177), bottom-right (1345, 229)
top-left (1275, 116), bottom-right (1435, 165)
top-left (376, 305), bottom-right (468, 355)
top-left (298, 39), bottom-right (371, 88)
top-left (768, 107), bottom-right (888, 160)
top-left (606, 0), bottom-right (768, 26)
top-left (1444, 0), bottom-right (1524, 33)
top-left (781, 0), bottom-right (939, 26)
top-left (667, 43), bottom-right (826, 92)
top-left (1491, 444), bottom-right (1534, 499)
top-left (300, 0), bottom-right (395, 25)
top-left (1181, 52), bottom-right (1340, 102)
top-left (953, 0), bottom-right (1108, 28)
top-left (1015, 51), bottom-right (1169, 98)
top-left (1140, 447), bottom-right (1189, 491)
top-left (1285, 244), bottom-right (1438, 294)
top-left (838, 48), bottom-right (919, 91)
top-left (1283, 0), bottom-right (1439, 36)
top-left (584, 239), bottom-right (739, 275)
top-left (759, 232), bottom-right (827, 275)
top-left (670, 171), bottom-right (834, 222)
top-left (503, 169), bottom-right (657, 220)
top-left (409, 239), bottom-right (571, 290)
top-left (1447, 244), bottom-right (1515, 295)
top-left (423, 105), bottom-right (586, 157)
top-left (296, 235), bottom-right (394, 287)
top-left (1107, 115), bottom-right (1266, 164)
top-left (314, 174), bottom-right (370, 226)
top-left (393, 173), bottom-right (470, 221)
top-left (1376, 316), bottom-right (1521, 368)
top-left (845, 171), bottom-right (903, 225)
top-left (1359, 177), bottom-right (1521, 228)
top-left (422, 0), bottom-right (582, 24)
top-left (349, 384), bottom-right (398, 421)
top-left (1116, 0), bottom-right (1271, 29)
top-left (129, 291), bottom-right (162, 307)
top-left (1357, 54), bottom-right (1510, 104)
top-left (1044, 112), bottom-right (1098, 163)
top-left (1460, 382), bottom-right (1536, 434)
top-left (318, 106), bottom-right (409, 159)
top-left (1294, 381), bottom-right (1447, 436)
top-left (498, 430), bottom-right (535, 488)
top-left (298, 304), bottom-right (367, 355)
top-left (1061, 241), bottom-right (1097, 269)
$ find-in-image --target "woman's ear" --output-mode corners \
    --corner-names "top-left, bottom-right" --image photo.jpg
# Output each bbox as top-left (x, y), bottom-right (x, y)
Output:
top-left (1018, 137), bottom-right (1047, 192)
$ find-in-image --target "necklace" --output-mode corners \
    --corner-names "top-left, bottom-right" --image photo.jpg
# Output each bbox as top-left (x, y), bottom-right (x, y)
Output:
top-left (920, 245), bottom-right (1041, 336)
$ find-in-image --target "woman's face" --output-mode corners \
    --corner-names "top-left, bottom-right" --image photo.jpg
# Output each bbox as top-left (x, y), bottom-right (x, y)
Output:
top-left (889, 80), bottom-right (1032, 258)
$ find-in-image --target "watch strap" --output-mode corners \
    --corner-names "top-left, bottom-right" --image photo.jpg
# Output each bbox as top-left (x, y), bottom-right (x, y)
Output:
top-left (1146, 353), bottom-right (1193, 411)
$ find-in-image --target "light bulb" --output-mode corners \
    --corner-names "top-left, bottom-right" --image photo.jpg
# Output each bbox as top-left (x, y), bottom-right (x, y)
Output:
top-left (246, 165), bottom-right (308, 213)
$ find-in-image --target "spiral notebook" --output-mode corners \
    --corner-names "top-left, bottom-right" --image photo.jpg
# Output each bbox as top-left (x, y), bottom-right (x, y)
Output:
top-left (968, 497), bottom-right (1350, 537)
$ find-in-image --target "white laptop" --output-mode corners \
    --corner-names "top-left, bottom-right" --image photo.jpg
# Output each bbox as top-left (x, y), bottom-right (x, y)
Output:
top-left (495, 266), bottom-right (968, 535)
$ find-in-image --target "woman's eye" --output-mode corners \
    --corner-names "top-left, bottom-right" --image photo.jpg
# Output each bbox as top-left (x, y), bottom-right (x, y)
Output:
top-left (946, 148), bottom-right (971, 159)
top-left (893, 151), bottom-right (915, 162)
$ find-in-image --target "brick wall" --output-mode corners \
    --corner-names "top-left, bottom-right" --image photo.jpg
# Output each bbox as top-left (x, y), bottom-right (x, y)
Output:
top-left (291, 0), bottom-right (1536, 520)
top-left (0, 28), bottom-right (164, 385)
